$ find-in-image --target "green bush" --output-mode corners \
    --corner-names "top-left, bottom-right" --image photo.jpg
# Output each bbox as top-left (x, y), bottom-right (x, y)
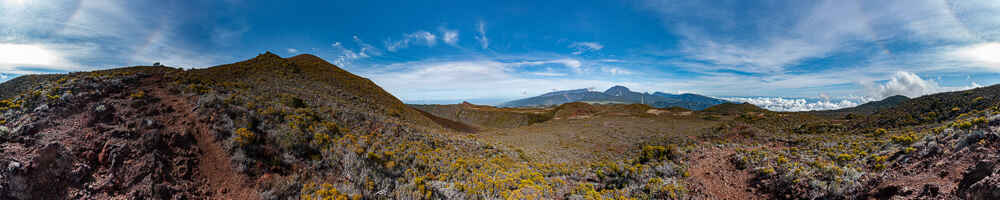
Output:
top-left (890, 132), bottom-right (917, 145)
top-left (639, 145), bottom-right (679, 163)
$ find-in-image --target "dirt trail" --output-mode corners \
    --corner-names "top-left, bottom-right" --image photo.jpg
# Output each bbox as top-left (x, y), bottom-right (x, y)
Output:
top-left (688, 146), bottom-right (763, 200)
top-left (142, 75), bottom-right (259, 200)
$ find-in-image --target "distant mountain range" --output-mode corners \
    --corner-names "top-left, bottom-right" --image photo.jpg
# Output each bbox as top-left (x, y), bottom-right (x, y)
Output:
top-left (499, 85), bottom-right (728, 110)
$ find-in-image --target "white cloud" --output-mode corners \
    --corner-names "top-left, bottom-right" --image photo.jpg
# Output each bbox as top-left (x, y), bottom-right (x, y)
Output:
top-left (0, 0), bottom-right (225, 73)
top-left (863, 71), bottom-right (940, 99)
top-left (475, 21), bottom-right (489, 49)
top-left (354, 35), bottom-right (382, 57)
top-left (385, 31), bottom-right (438, 52)
top-left (949, 42), bottom-right (1000, 69)
top-left (862, 71), bottom-right (983, 99)
top-left (723, 96), bottom-right (865, 112)
top-left (410, 31), bottom-right (437, 46)
top-left (287, 48), bottom-right (299, 53)
top-left (600, 66), bottom-right (632, 75)
top-left (329, 36), bottom-right (383, 67)
top-left (441, 28), bottom-right (459, 45)
top-left (0, 43), bottom-right (65, 68)
top-left (530, 72), bottom-right (568, 77)
top-left (569, 42), bottom-right (604, 55)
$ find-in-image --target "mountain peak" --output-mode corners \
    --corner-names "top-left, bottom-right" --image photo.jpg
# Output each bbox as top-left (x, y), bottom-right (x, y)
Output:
top-left (883, 95), bottom-right (909, 101)
top-left (288, 53), bottom-right (324, 62)
top-left (254, 51), bottom-right (283, 60)
top-left (604, 85), bottom-right (631, 96)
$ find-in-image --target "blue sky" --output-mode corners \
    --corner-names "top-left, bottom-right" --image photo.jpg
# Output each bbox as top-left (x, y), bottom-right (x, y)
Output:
top-left (2, 0), bottom-right (999, 110)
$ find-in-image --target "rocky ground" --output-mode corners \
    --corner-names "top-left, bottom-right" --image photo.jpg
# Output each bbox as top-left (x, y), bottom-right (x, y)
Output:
top-left (0, 70), bottom-right (255, 199)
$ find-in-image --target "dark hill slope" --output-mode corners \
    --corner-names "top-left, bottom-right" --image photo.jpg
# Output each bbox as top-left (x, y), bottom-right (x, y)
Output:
top-left (809, 95), bottom-right (910, 118)
top-left (702, 102), bottom-right (768, 115)
top-left (411, 102), bottom-right (552, 130)
top-left (855, 84), bottom-right (1000, 128)
top-left (181, 52), bottom-right (441, 130)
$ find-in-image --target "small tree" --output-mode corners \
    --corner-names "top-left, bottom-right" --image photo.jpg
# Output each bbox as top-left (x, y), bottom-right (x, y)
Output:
top-left (153, 62), bottom-right (161, 66)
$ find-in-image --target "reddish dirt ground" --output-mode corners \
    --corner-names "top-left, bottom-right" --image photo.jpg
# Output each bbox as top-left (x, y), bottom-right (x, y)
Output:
top-left (142, 75), bottom-right (259, 200)
top-left (687, 145), bottom-right (763, 200)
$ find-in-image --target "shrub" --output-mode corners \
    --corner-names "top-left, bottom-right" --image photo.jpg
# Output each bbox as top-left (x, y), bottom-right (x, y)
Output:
top-left (873, 128), bottom-right (888, 136)
top-left (972, 96), bottom-right (985, 103)
top-left (300, 182), bottom-right (354, 200)
top-left (756, 167), bottom-right (776, 176)
top-left (130, 90), bottom-right (145, 99)
top-left (312, 132), bottom-right (332, 146)
top-left (639, 145), bottom-right (679, 163)
top-left (234, 128), bottom-right (257, 147)
top-left (972, 117), bottom-right (987, 126)
top-left (835, 153), bottom-right (855, 163)
top-left (776, 155), bottom-right (789, 164)
top-left (890, 132), bottom-right (917, 145)
top-left (0, 100), bottom-right (15, 111)
top-left (952, 120), bottom-right (973, 130)
top-left (282, 95), bottom-right (306, 108)
top-left (47, 93), bottom-right (60, 100)
top-left (186, 84), bottom-right (210, 94)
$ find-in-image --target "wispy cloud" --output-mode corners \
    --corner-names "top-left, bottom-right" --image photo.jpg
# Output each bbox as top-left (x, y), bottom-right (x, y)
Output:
top-left (512, 59), bottom-right (582, 73)
top-left (569, 42), bottom-right (604, 55)
top-left (600, 66), bottom-right (632, 75)
top-left (475, 21), bottom-right (489, 49)
top-left (328, 35), bottom-right (385, 67)
top-left (651, 0), bottom-right (875, 73)
top-left (354, 35), bottom-right (382, 57)
top-left (210, 23), bottom-right (249, 47)
top-left (530, 72), bottom-right (568, 77)
top-left (287, 48), bottom-right (299, 53)
top-left (440, 28), bottom-right (459, 45)
top-left (385, 31), bottom-right (438, 52)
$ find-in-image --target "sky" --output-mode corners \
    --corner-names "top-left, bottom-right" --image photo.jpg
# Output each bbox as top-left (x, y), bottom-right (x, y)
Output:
top-left (2, 0), bottom-right (999, 111)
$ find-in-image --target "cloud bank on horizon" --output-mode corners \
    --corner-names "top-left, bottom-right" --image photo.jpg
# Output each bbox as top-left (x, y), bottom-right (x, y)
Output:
top-left (2, 0), bottom-right (999, 110)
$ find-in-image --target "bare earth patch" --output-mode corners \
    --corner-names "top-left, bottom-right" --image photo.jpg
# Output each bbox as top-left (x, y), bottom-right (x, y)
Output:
top-left (687, 145), bottom-right (764, 200)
